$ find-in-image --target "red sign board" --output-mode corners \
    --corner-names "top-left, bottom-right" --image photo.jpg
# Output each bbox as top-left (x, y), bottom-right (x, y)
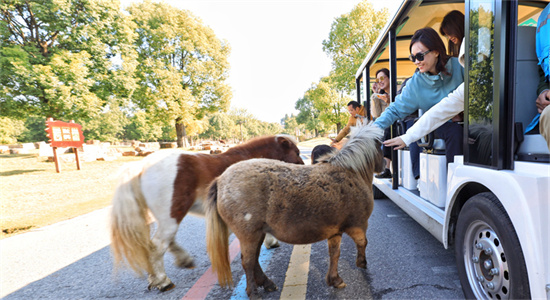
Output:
top-left (45, 119), bottom-right (85, 148)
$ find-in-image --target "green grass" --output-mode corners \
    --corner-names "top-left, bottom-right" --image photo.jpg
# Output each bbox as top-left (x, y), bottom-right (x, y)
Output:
top-left (0, 151), bottom-right (142, 239)
top-left (0, 139), bottom-right (328, 239)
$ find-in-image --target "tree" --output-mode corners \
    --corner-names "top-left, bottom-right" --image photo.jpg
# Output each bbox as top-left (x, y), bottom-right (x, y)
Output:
top-left (0, 116), bottom-right (24, 144)
top-left (295, 96), bottom-right (324, 137)
top-left (200, 112), bottom-right (237, 140)
top-left (127, 1), bottom-right (232, 147)
top-left (18, 116), bottom-right (47, 142)
top-left (305, 77), bottom-right (350, 133)
top-left (123, 110), bottom-right (164, 142)
top-left (293, 1), bottom-right (387, 137)
top-left (82, 99), bottom-right (129, 142)
top-left (468, 6), bottom-right (494, 123)
top-left (199, 108), bottom-right (281, 142)
top-left (0, 0), bottom-right (138, 122)
top-left (322, 1), bottom-right (388, 94)
top-left (282, 114), bottom-right (302, 137)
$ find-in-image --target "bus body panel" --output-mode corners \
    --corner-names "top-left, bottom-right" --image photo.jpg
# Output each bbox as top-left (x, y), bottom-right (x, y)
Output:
top-left (445, 158), bottom-right (550, 298)
top-left (362, 0), bottom-right (550, 297)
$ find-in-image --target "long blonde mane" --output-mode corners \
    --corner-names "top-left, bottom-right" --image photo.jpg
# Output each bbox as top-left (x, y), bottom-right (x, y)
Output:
top-left (327, 123), bottom-right (384, 178)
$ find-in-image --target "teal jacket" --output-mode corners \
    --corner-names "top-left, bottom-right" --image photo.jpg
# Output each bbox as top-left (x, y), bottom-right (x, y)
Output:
top-left (374, 57), bottom-right (464, 129)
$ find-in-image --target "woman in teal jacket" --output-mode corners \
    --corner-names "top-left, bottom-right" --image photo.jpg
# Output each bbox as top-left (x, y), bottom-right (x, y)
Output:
top-left (374, 27), bottom-right (464, 165)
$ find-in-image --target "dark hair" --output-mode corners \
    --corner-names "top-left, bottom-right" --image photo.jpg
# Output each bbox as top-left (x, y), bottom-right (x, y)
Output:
top-left (410, 27), bottom-right (450, 75)
top-left (311, 144), bottom-right (335, 164)
top-left (347, 101), bottom-right (361, 109)
top-left (375, 68), bottom-right (389, 78)
top-left (440, 10), bottom-right (464, 57)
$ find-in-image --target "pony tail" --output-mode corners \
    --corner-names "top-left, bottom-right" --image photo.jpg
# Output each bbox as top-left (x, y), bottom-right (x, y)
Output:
top-left (205, 179), bottom-right (233, 287)
top-left (110, 162), bottom-right (153, 276)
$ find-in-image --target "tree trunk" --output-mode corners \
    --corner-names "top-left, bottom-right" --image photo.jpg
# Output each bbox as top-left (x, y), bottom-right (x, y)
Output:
top-left (175, 119), bottom-right (188, 148)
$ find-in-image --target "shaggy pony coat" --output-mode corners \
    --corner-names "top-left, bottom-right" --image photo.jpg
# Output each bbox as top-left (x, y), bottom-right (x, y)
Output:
top-left (110, 135), bottom-right (303, 292)
top-left (206, 124), bottom-right (385, 298)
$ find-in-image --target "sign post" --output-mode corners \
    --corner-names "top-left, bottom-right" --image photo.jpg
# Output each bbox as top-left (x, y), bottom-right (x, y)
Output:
top-left (44, 118), bottom-right (85, 173)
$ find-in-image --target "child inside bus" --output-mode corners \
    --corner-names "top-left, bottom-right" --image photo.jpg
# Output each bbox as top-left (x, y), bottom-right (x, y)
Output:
top-left (373, 27), bottom-right (464, 165)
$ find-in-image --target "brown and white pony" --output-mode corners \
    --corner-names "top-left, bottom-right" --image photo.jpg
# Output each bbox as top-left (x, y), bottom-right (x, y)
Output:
top-left (206, 124), bottom-right (385, 298)
top-left (110, 135), bottom-right (304, 292)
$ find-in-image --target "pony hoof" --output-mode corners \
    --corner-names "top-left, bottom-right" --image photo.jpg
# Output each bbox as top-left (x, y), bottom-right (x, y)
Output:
top-left (182, 260), bottom-right (195, 269)
top-left (265, 241), bottom-right (280, 249)
top-left (335, 282), bottom-right (347, 289)
top-left (248, 290), bottom-right (260, 300)
top-left (327, 276), bottom-right (346, 289)
top-left (356, 260), bottom-right (367, 269)
top-left (263, 281), bottom-right (278, 292)
top-left (175, 257), bottom-right (195, 269)
top-left (160, 283), bottom-right (175, 292)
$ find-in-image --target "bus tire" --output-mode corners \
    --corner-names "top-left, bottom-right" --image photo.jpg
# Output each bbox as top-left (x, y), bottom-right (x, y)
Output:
top-left (455, 192), bottom-right (530, 299)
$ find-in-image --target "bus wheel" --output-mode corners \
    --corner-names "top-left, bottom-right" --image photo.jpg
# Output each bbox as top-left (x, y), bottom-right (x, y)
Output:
top-left (455, 192), bottom-right (530, 299)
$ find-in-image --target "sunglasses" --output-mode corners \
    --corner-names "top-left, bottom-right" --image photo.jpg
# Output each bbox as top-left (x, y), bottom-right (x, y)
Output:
top-left (375, 75), bottom-right (387, 83)
top-left (409, 49), bottom-right (432, 62)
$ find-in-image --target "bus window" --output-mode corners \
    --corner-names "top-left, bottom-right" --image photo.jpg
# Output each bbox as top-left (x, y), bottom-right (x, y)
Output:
top-left (467, 0), bottom-right (495, 166)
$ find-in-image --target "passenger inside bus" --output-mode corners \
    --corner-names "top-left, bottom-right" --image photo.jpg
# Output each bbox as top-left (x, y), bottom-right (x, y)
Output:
top-left (330, 101), bottom-right (366, 149)
top-left (440, 10), bottom-right (465, 123)
top-left (439, 10), bottom-right (464, 58)
top-left (529, 3), bottom-right (550, 149)
top-left (535, 68), bottom-right (550, 149)
top-left (386, 4), bottom-right (550, 158)
top-left (371, 68), bottom-right (392, 178)
top-left (383, 39), bottom-right (465, 151)
top-left (373, 27), bottom-right (464, 166)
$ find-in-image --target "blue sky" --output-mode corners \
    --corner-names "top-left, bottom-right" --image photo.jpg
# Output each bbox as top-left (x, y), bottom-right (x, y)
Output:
top-left (121, 0), bottom-right (402, 123)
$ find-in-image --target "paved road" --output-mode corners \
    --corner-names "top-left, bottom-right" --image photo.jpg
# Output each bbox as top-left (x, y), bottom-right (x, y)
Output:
top-left (1, 148), bottom-right (465, 299)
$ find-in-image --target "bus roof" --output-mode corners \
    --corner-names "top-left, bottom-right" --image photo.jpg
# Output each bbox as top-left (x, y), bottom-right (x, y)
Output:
top-left (355, 0), bottom-right (548, 81)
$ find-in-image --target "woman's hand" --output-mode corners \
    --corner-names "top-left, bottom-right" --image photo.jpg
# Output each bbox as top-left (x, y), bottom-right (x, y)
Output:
top-left (536, 90), bottom-right (550, 114)
top-left (378, 93), bottom-right (389, 104)
top-left (372, 82), bottom-right (380, 94)
top-left (383, 136), bottom-right (406, 150)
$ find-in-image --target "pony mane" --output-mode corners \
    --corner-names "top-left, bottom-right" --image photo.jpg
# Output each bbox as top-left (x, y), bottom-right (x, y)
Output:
top-left (328, 123), bottom-right (384, 178)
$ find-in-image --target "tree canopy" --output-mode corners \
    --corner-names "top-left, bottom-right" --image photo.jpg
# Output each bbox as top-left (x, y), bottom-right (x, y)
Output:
top-left (127, 0), bottom-right (232, 146)
top-left (0, 0), bottom-right (137, 121)
top-left (322, 1), bottom-right (388, 94)
top-left (0, 0), bottom-right (389, 144)
top-left (292, 1), bottom-right (388, 137)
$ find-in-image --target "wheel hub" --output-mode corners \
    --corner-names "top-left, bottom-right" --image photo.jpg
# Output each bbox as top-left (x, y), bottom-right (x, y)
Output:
top-left (465, 222), bottom-right (510, 299)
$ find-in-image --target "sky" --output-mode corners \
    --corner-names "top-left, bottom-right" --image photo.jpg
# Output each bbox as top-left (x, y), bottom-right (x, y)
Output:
top-left (121, 0), bottom-right (402, 123)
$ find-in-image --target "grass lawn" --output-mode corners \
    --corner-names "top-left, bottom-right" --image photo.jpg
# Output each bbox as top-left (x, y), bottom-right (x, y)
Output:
top-left (0, 138), bottom-right (330, 239)
top-left (0, 151), bottom-right (143, 239)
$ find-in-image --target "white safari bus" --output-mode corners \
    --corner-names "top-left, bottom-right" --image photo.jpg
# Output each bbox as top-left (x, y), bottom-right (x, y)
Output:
top-left (356, 0), bottom-right (549, 298)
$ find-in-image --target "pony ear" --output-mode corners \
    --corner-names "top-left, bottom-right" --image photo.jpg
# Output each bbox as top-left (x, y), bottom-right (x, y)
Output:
top-left (276, 136), bottom-right (291, 149)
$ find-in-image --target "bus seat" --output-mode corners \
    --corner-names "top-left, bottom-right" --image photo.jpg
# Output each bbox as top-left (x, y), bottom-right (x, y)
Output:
top-left (515, 26), bottom-right (539, 129)
top-left (517, 135), bottom-right (549, 161)
top-left (515, 25), bottom-right (550, 161)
